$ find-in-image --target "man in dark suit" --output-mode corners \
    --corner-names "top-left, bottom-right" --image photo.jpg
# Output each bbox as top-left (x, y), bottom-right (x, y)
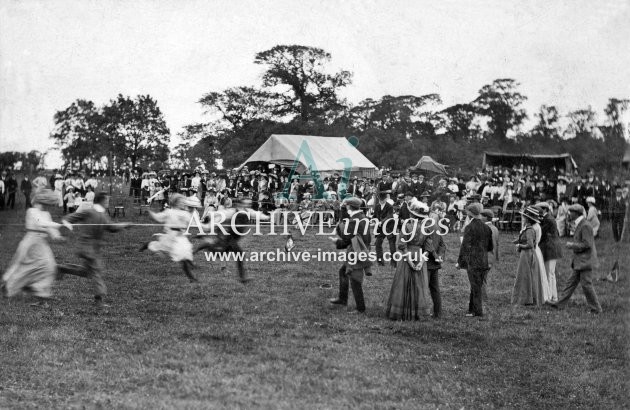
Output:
top-left (425, 227), bottom-right (446, 318)
top-left (373, 191), bottom-right (396, 267)
top-left (457, 203), bottom-right (494, 317)
top-left (6, 173), bottom-right (17, 209)
top-left (551, 204), bottom-right (602, 313)
top-left (129, 171), bottom-right (141, 198)
top-left (20, 175), bottom-right (32, 208)
top-left (329, 196), bottom-right (372, 313)
top-left (610, 187), bottom-right (626, 242)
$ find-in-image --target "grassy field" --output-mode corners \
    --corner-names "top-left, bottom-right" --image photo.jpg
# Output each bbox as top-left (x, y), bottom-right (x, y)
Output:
top-left (0, 201), bottom-right (628, 409)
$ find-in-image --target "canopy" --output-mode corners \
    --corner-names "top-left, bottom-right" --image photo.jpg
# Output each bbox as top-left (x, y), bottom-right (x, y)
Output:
top-left (409, 156), bottom-right (448, 175)
top-left (239, 134), bottom-right (378, 177)
top-left (483, 152), bottom-right (577, 173)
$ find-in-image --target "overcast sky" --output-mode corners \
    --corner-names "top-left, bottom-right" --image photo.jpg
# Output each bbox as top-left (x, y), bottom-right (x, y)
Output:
top-left (2, 0), bottom-right (629, 161)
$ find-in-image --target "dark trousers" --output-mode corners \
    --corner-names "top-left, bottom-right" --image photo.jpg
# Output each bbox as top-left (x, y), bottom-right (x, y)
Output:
top-left (467, 268), bottom-right (488, 316)
top-left (556, 268), bottom-right (602, 312)
top-left (375, 234), bottom-right (396, 264)
top-left (337, 265), bottom-right (365, 312)
top-left (7, 192), bottom-right (15, 209)
top-left (23, 192), bottom-right (31, 208)
top-left (612, 217), bottom-right (624, 242)
top-left (0, 194), bottom-right (4, 210)
top-left (428, 268), bottom-right (442, 317)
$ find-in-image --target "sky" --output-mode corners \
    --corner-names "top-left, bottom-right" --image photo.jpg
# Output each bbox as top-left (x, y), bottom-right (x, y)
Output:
top-left (1, 0), bottom-right (630, 167)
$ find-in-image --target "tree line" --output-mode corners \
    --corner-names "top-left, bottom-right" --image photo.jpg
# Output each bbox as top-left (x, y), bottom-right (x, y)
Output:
top-left (43, 45), bottom-right (630, 177)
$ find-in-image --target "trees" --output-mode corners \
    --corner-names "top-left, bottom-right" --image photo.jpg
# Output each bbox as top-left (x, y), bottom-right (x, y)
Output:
top-left (198, 86), bottom-right (280, 130)
top-left (254, 45), bottom-right (352, 121)
top-left (171, 123), bottom-right (220, 170)
top-left (473, 79), bottom-right (527, 141)
top-left (107, 94), bottom-right (170, 170)
top-left (440, 103), bottom-right (478, 141)
top-left (50, 95), bottom-right (170, 172)
top-left (50, 99), bottom-right (105, 170)
top-left (0, 151), bottom-right (43, 172)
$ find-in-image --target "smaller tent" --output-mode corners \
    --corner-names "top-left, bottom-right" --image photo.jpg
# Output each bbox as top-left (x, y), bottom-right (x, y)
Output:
top-left (239, 134), bottom-right (378, 177)
top-left (409, 156), bottom-right (448, 175)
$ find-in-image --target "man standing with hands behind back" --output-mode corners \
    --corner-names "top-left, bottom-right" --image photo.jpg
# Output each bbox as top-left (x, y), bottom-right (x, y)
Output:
top-left (550, 204), bottom-right (602, 314)
top-left (457, 203), bottom-right (494, 317)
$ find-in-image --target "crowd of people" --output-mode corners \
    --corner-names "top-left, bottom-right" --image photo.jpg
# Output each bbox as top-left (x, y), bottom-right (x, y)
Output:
top-left (1, 162), bottom-right (627, 319)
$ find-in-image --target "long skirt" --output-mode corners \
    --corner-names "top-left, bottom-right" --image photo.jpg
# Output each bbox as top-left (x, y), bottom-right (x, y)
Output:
top-left (386, 256), bottom-right (430, 320)
top-left (148, 231), bottom-right (193, 262)
top-left (534, 246), bottom-right (551, 303)
top-left (511, 249), bottom-right (544, 305)
top-left (2, 233), bottom-right (56, 298)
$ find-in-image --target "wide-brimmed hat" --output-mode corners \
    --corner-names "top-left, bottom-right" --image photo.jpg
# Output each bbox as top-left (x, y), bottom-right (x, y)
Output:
top-left (343, 196), bottom-right (362, 209)
top-left (520, 206), bottom-right (541, 224)
top-left (409, 202), bottom-right (429, 219)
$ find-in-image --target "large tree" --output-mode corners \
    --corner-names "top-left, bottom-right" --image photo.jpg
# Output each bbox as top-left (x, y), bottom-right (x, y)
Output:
top-left (532, 105), bottom-right (561, 140)
top-left (473, 78), bottom-right (527, 141)
top-left (350, 94), bottom-right (441, 134)
top-left (171, 123), bottom-right (221, 170)
top-left (254, 45), bottom-right (352, 121)
top-left (50, 99), bottom-right (106, 170)
top-left (198, 86), bottom-right (281, 130)
top-left (440, 103), bottom-right (478, 141)
top-left (105, 94), bottom-right (171, 170)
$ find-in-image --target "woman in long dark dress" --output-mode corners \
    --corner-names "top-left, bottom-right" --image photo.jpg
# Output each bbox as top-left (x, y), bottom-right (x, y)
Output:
top-left (386, 202), bottom-right (431, 320)
top-left (511, 206), bottom-right (546, 305)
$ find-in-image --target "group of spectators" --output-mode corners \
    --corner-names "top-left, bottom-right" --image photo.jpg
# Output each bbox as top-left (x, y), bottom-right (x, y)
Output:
top-left (4, 163), bottom-right (628, 242)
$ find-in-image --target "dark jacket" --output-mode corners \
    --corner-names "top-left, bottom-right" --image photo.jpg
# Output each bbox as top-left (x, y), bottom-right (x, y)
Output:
top-left (611, 195), bottom-right (627, 218)
top-left (373, 201), bottom-right (396, 236)
top-left (568, 218), bottom-right (598, 271)
top-left (425, 231), bottom-right (446, 270)
top-left (335, 210), bottom-right (371, 249)
top-left (539, 213), bottom-right (563, 261)
top-left (20, 179), bottom-right (32, 193)
top-left (457, 218), bottom-right (493, 270)
top-left (335, 210), bottom-right (372, 278)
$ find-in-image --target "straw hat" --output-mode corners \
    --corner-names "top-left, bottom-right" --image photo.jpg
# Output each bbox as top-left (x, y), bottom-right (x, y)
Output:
top-left (409, 202), bottom-right (429, 219)
top-left (520, 206), bottom-right (541, 224)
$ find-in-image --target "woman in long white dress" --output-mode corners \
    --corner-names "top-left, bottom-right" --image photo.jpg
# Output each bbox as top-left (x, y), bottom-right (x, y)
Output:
top-left (2, 190), bottom-right (64, 307)
top-left (532, 220), bottom-right (551, 303)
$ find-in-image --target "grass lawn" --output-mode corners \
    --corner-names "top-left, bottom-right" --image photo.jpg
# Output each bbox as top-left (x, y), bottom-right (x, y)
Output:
top-left (0, 201), bottom-right (628, 409)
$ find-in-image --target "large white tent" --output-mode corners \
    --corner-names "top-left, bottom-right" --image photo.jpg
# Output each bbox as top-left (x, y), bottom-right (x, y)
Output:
top-left (239, 134), bottom-right (378, 177)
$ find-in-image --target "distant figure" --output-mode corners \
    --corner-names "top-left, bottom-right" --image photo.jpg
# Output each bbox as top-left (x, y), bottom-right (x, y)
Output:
top-left (21, 175), bottom-right (32, 208)
top-left (585, 197), bottom-right (600, 237)
top-left (610, 187), bottom-right (626, 242)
